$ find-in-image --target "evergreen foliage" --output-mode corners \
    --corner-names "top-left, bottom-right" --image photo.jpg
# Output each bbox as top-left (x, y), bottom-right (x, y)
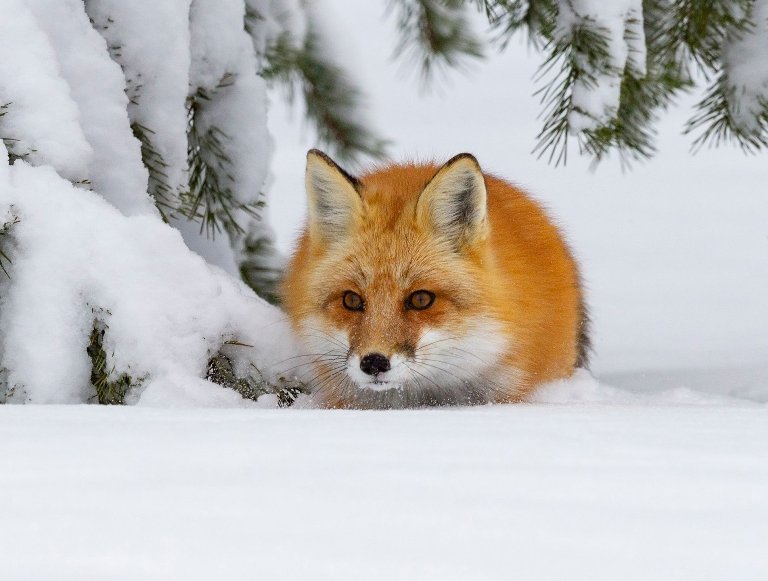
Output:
top-left (1, 103), bottom-right (34, 165)
top-left (239, 232), bottom-right (281, 305)
top-left (0, 214), bottom-right (18, 279)
top-left (130, 122), bottom-right (176, 218)
top-left (183, 76), bottom-right (264, 238)
top-left (87, 322), bottom-right (137, 405)
top-left (207, 351), bottom-right (308, 407)
top-left (388, 0), bottom-right (485, 80)
top-left (391, 0), bottom-right (768, 165)
top-left (263, 23), bottom-right (389, 163)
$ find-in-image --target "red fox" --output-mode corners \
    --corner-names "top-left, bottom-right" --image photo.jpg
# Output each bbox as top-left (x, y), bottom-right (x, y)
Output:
top-left (281, 150), bottom-right (589, 408)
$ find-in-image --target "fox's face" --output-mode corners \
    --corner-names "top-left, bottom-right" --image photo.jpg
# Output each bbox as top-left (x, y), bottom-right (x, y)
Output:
top-left (282, 151), bottom-right (511, 407)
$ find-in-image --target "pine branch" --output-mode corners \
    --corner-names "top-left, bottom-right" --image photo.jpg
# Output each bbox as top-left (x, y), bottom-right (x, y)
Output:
top-left (207, 352), bottom-right (308, 407)
top-left (473, 0), bottom-right (556, 47)
top-left (388, 0), bottom-right (485, 80)
top-left (686, 73), bottom-right (768, 153)
top-left (532, 20), bottom-right (614, 166)
top-left (130, 122), bottom-right (175, 219)
top-left (475, 0), bottom-right (766, 165)
top-left (578, 0), bottom-right (695, 166)
top-left (239, 232), bottom-right (281, 305)
top-left (0, 215), bottom-right (19, 279)
top-left (661, 0), bottom-right (753, 71)
top-left (87, 317), bottom-right (139, 405)
top-left (683, 2), bottom-right (768, 153)
top-left (181, 75), bottom-right (263, 238)
top-left (263, 25), bottom-right (388, 163)
top-left (1, 102), bottom-right (35, 164)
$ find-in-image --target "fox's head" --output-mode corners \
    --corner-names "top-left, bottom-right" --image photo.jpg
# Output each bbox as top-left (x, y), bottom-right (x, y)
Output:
top-left (281, 150), bottom-right (511, 407)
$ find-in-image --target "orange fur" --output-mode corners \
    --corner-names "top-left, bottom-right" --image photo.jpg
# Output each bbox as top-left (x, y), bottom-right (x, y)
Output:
top-left (281, 151), bottom-right (588, 408)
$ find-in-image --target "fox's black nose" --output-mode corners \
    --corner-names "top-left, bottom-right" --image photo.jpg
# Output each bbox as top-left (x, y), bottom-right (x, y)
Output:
top-left (360, 353), bottom-right (390, 376)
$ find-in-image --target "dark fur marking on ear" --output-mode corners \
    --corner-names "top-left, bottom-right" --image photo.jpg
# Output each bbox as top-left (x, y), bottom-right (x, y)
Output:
top-left (452, 174), bottom-right (477, 226)
top-left (308, 148), bottom-right (362, 192)
top-left (315, 191), bottom-right (337, 220)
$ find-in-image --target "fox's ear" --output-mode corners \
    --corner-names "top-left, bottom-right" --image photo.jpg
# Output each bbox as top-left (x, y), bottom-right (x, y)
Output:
top-left (416, 153), bottom-right (488, 249)
top-left (305, 149), bottom-right (363, 243)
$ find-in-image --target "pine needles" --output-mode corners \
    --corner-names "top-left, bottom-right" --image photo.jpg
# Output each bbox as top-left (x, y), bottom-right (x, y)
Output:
top-left (131, 122), bottom-right (176, 219)
top-left (263, 25), bottom-right (388, 163)
top-left (182, 76), bottom-right (263, 238)
top-left (207, 352), bottom-right (308, 407)
top-left (1, 102), bottom-right (35, 164)
top-left (0, 215), bottom-right (18, 278)
top-left (87, 323), bottom-right (138, 405)
top-left (388, 0), bottom-right (485, 80)
top-left (239, 233), bottom-right (281, 305)
top-left (465, 0), bottom-right (768, 166)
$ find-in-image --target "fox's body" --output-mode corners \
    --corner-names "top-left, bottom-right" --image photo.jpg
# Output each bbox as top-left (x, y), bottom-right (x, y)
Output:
top-left (282, 151), bottom-right (588, 408)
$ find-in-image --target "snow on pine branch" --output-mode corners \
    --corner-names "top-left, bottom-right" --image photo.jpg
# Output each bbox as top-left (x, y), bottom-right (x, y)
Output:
top-left (720, 0), bottom-right (768, 141)
top-left (84, 0), bottom-right (193, 215)
top-left (185, 0), bottom-right (269, 238)
top-left (0, 0), bottom-right (304, 404)
top-left (0, 151), bottom-right (299, 406)
top-left (553, 0), bottom-right (646, 133)
top-left (26, 0), bottom-right (155, 217)
top-left (0, 0), bottom-right (92, 183)
top-left (486, 0), bottom-right (768, 163)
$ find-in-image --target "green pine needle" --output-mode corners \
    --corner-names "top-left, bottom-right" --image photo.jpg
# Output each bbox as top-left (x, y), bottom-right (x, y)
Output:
top-left (388, 0), bottom-right (485, 80)
top-left (239, 233), bottom-right (282, 305)
top-left (207, 352), bottom-right (308, 407)
top-left (181, 76), bottom-right (263, 239)
top-left (87, 323), bottom-right (138, 405)
top-left (131, 122), bottom-right (176, 219)
top-left (0, 215), bottom-right (19, 279)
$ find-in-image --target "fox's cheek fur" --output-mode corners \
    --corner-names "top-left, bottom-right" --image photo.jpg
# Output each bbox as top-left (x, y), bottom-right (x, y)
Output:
top-left (411, 319), bottom-right (511, 390)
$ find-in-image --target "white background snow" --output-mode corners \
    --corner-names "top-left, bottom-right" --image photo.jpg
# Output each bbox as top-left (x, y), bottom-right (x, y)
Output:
top-left (1, 1), bottom-right (767, 579)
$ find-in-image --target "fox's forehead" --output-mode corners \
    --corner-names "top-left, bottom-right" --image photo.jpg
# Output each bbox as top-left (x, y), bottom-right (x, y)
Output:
top-left (358, 163), bottom-right (441, 205)
top-left (334, 238), bottom-right (443, 290)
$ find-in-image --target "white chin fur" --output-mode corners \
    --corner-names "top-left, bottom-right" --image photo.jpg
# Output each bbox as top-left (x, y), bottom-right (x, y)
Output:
top-left (360, 381), bottom-right (402, 392)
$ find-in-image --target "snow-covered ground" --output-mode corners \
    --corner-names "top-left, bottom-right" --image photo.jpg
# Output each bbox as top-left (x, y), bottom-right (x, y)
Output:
top-left (2, 401), bottom-right (767, 581)
top-left (2, 2), bottom-right (767, 579)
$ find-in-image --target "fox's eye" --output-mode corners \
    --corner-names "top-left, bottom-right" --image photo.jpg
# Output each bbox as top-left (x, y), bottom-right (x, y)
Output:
top-left (406, 290), bottom-right (435, 310)
top-left (342, 291), bottom-right (364, 311)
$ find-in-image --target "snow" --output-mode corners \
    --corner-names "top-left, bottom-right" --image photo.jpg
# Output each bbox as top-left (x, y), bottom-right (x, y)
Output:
top-left (1, 404), bottom-right (767, 580)
top-left (84, 0), bottom-right (192, 206)
top-left (188, 0), bottom-right (270, 227)
top-left (1, 0), bottom-right (768, 578)
top-left (0, 0), bottom-right (92, 181)
top-left (722, 0), bottom-right (768, 134)
top-left (26, 0), bottom-right (155, 216)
